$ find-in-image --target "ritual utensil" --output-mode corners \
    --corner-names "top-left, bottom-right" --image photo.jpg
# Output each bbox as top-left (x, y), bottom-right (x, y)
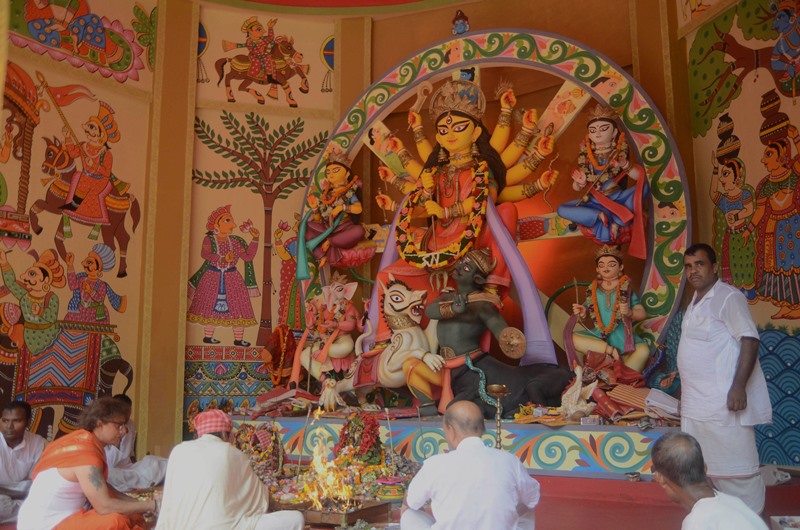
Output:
top-left (416, 405), bottom-right (427, 460)
top-left (486, 384), bottom-right (509, 449)
top-left (384, 407), bottom-right (395, 455)
top-left (296, 407), bottom-right (313, 476)
top-left (574, 276), bottom-right (580, 305)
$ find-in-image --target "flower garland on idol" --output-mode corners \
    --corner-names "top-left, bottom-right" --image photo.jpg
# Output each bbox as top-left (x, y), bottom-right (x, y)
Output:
top-left (395, 167), bottom-right (488, 270)
top-left (585, 274), bottom-right (631, 340)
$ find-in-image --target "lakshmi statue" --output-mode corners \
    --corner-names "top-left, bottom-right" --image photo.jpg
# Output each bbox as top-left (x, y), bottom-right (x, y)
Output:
top-left (557, 104), bottom-right (648, 259)
top-left (372, 80), bottom-right (557, 348)
top-left (566, 244), bottom-right (650, 372)
top-left (300, 145), bottom-right (365, 272)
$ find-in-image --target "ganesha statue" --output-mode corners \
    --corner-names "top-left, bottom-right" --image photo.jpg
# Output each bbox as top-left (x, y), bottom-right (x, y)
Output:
top-left (290, 271), bottom-right (362, 384)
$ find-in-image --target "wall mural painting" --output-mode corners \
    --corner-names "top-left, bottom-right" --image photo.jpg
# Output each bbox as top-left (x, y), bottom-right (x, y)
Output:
top-left (8, 0), bottom-right (149, 83)
top-left (187, 205), bottom-right (260, 348)
top-left (752, 89), bottom-right (800, 319)
top-left (197, 22), bottom-right (211, 84)
top-left (710, 113), bottom-right (757, 299)
top-left (132, 3), bottom-right (157, 73)
top-left (0, 61), bottom-right (139, 439)
top-left (690, 0), bottom-right (799, 137)
top-left (274, 214), bottom-right (305, 330)
top-left (197, 7), bottom-right (333, 109)
top-left (215, 17), bottom-right (310, 107)
top-left (690, 0), bottom-right (800, 318)
top-left (190, 111), bottom-right (329, 345)
top-left (319, 36), bottom-right (334, 94)
top-left (30, 77), bottom-right (140, 278)
top-left (689, 0), bottom-right (800, 466)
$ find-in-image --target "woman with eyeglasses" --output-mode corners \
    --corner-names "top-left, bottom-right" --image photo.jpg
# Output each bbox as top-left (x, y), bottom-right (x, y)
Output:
top-left (18, 397), bottom-right (157, 530)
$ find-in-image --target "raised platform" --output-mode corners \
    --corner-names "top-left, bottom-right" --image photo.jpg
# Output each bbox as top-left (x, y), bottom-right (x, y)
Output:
top-left (233, 413), bottom-right (674, 479)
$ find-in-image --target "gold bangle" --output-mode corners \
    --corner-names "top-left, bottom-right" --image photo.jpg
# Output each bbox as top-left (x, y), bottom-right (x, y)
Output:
top-left (522, 181), bottom-right (542, 198)
top-left (498, 111), bottom-right (512, 127)
top-left (522, 156), bottom-right (541, 172)
top-left (398, 149), bottom-right (412, 167)
top-left (513, 129), bottom-right (533, 148)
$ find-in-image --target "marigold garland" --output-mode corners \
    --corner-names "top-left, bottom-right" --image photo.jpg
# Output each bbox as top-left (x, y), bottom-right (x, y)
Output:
top-left (333, 412), bottom-right (384, 466)
top-left (395, 164), bottom-right (488, 270)
top-left (586, 274), bottom-right (630, 339)
top-left (579, 133), bottom-right (628, 184)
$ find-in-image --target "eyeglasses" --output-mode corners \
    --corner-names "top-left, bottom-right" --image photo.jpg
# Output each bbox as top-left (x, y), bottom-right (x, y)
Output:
top-left (105, 420), bottom-right (128, 431)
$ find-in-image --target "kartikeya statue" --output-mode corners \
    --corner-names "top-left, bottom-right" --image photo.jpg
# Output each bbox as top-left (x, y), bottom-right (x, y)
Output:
top-left (566, 244), bottom-right (651, 372)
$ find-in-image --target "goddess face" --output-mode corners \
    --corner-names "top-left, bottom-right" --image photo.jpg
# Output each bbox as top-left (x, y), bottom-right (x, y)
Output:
top-left (718, 164), bottom-right (740, 193)
top-left (435, 113), bottom-right (481, 155)
top-left (761, 145), bottom-right (783, 172)
top-left (595, 255), bottom-right (623, 282)
top-left (587, 119), bottom-right (618, 148)
top-left (215, 212), bottom-right (236, 235)
top-left (325, 163), bottom-right (350, 187)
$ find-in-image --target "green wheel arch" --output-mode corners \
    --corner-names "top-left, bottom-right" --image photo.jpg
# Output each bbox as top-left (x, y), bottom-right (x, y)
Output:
top-left (308, 29), bottom-right (690, 346)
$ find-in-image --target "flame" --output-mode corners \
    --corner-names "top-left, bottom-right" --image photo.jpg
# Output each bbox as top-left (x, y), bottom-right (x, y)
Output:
top-left (313, 408), bottom-right (323, 422)
top-left (302, 440), bottom-right (358, 512)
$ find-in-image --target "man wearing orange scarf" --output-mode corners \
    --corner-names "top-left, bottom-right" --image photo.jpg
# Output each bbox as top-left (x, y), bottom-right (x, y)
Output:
top-left (17, 397), bottom-right (155, 530)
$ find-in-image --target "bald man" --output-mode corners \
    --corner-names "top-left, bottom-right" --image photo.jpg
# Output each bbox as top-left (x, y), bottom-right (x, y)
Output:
top-left (401, 401), bottom-right (540, 530)
top-left (651, 432), bottom-right (767, 529)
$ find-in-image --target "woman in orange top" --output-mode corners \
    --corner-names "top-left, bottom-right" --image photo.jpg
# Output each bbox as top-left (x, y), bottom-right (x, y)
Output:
top-left (17, 397), bottom-right (156, 530)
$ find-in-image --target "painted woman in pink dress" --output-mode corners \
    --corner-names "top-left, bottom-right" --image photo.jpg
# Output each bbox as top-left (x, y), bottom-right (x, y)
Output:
top-left (187, 205), bottom-right (260, 346)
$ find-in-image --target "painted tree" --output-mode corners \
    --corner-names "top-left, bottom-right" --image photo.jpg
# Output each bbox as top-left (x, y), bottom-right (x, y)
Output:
top-left (193, 111), bottom-right (328, 344)
top-left (688, 0), bottom-right (784, 137)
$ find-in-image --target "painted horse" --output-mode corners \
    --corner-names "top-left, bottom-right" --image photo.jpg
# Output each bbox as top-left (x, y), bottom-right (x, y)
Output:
top-left (215, 36), bottom-right (311, 108)
top-left (0, 302), bottom-right (133, 439)
top-left (30, 138), bottom-right (141, 278)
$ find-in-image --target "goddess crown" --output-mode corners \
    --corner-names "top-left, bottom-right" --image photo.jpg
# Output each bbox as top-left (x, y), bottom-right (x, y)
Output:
top-left (324, 142), bottom-right (351, 167)
top-left (429, 80), bottom-right (486, 123)
top-left (587, 104), bottom-right (619, 124)
top-left (594, 244), bottom-right (624, 261)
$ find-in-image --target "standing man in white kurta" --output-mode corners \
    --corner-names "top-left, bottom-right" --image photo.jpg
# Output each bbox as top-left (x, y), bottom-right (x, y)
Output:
top-left (679, 243), bottom-right (772, 514)
top-left (401, 400), bottom-right (540, 530)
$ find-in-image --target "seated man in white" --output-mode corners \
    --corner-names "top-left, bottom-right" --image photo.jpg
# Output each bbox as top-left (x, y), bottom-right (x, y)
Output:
top-left (0, 401), bottom-right (47, 523)
top-left (156, 408), bottom-right (304, 530)
top-left (402, 400), bottom-right (540, 530)
top-left (651, 431), bottom-right (768, 530)
top-left (104, 395), bottom-right (167, 491)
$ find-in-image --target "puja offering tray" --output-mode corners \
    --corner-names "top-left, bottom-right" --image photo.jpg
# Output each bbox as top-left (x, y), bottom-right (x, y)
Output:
top-left (277, 499), bottom-right (391, 526)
